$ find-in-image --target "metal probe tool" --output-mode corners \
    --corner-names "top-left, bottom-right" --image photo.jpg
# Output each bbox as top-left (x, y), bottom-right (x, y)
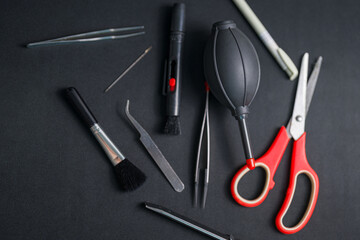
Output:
top-left (105, 46), bottom-right (152, 93)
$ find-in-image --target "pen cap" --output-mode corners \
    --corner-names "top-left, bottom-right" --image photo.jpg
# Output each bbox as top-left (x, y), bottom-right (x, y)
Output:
top-left (203, 20), bottom-right (260, 117)
top-left (170, 3), bottom-right (186, 32)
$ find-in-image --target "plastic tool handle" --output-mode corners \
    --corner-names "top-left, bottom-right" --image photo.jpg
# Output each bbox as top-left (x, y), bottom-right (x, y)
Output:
top-left (65, 87), bottom-right (98, 128)
top-left (275, 133), bottom-right (319, 234)
top-left (170, 3), bottom-right (186, 32)
top-left (163, 3), bottom-right (186, 116)
top-left (231, 126), bottom-right (290, 207)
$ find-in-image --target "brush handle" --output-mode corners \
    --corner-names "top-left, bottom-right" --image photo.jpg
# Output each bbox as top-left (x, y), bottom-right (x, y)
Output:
top-left (163, 3), bottom-right (186, 117)
top-left (65, 87), bottom-right (98, 128)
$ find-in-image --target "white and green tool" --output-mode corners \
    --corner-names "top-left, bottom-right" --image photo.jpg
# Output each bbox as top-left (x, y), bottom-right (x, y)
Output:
top-left (232, 0), bottom-right (298, 80)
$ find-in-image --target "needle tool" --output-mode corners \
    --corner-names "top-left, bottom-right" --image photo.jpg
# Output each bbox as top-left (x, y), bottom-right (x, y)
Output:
top-left (145, 202), bottom-right (236, 240)
top-left (163, 3), bottom-right (186, 135)
top-left (194, 82), bottom-right (210, 208)
top-left (104, 46), bottom-right (152, 93)
top-left (64, 88), bottom-right (146, 191)
top-left (231, 54), bottom-right (323, 234)
top-left (204, 20), bottom-right (260, 170)
top-left (232, 0), bottom-right (298, 80)
top-left (27, 26), bottom-right (145, 48)
top-left (125, 100), bottom-right (185, 192)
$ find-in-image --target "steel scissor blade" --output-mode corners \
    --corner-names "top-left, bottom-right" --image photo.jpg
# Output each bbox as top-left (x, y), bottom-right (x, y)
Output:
top-left (305, 56), bottom-right (323, 116)
top-left (289, 53), bottom-right (309, 140)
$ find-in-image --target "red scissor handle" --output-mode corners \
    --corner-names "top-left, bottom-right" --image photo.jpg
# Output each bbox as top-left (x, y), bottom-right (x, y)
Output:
top-left (231, 127), bottom-right (291, 207)
top-left (275, 132), bottom-right (319, 234)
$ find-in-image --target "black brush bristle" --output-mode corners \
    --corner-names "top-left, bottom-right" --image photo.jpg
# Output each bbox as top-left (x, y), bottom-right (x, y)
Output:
top-left (164, 116), bottom-right (181, 135)
top-left (114, 159), bottom-right (146, 191)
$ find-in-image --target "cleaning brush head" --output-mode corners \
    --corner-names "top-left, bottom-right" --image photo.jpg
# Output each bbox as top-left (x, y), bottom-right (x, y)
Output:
top-left (114, 159), bottom-right (146, 191)
top-left (164, 116), bottom-right (181, 135)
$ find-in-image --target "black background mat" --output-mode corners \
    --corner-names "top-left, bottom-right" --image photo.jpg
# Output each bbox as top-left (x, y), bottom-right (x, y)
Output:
top-left (0, 0), bottom-right (359, 239)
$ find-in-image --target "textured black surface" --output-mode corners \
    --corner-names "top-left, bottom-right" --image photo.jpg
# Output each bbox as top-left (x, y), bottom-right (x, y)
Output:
top-left (0, 0), bottom-right (359, 239)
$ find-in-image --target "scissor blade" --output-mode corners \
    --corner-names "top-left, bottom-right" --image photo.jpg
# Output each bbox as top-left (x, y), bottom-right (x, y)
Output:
top-left (289, 53), bottom-right (308, 140)
top-left (305, 56), bottom-right (323, 116)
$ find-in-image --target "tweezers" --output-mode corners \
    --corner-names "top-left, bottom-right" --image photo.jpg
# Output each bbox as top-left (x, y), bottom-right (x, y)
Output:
top-left (194, 83), bottom-right (210, 208)
top-left (26, 26), bottom-right (145, 48)
top-left (145, 202), bottom-right (236, 240)
top-left (125, 100), bottom-right (185, 192)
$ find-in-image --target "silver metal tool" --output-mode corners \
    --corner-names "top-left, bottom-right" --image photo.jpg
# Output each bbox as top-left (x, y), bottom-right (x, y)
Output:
top-left (125, 100), bottom-right (185, 192)
top-left (104, 46), bottom-right (152, 93)
top-left (194, 85), bottom-right (210, 208)
top-left (232, 0), bottom-right (298, 80)
top-left (26, 26), bottom-right (145, 48)
top-left (145, 202), bottom-right (236, 240)
top-left (91, 123), bottom-right (125, 166)
top-left (286, 55), bottom-right (323, 131)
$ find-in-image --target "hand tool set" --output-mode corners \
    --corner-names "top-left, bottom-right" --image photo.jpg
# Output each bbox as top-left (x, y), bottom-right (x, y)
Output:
top-left (28, 1), bottom-right (324, 238)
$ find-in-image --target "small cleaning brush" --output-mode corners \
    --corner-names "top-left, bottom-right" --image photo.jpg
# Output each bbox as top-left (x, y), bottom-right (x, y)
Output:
top-left (163, 3), bottom-right (186, 135)
top-left (65, 87), bottom-right (146, 191)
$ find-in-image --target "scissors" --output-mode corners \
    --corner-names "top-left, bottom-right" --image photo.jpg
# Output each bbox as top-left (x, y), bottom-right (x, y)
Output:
top-left (231, 53), bottom-right (322, 234)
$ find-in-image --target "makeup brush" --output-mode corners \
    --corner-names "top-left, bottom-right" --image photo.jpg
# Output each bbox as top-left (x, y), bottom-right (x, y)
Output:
top-left (65, 87), bottom-right (146, 191)
top-left (163, 3), bottom-right (186, 135)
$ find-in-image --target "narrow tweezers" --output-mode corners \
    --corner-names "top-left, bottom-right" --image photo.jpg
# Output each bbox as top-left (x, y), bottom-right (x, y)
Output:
top-left (26, 26), bottom-right (145, 48)
top-left (194, 84), bottom-right (210, 208)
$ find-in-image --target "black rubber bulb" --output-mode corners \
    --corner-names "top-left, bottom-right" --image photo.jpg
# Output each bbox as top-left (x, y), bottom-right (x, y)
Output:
top-left (203, 20), bottom-right (260, 169)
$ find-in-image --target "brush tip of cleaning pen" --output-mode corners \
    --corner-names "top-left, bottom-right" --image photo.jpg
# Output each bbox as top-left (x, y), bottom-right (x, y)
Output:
top-left (164, 116), bottom-right (181, 135)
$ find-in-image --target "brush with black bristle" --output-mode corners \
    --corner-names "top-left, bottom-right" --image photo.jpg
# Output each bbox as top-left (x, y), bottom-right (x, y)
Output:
top-left (163, 3), bottom-right (186, 135)
top-left (65, 87), bottom-right (146, 191)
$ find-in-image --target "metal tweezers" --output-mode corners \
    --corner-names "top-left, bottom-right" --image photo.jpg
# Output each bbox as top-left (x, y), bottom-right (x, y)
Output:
top-left (125, 100), bottom-right (185, 192)
top-left (26, 26), bottom-right (145, 48)
top-left (194, 84), bottom-right (210, 208)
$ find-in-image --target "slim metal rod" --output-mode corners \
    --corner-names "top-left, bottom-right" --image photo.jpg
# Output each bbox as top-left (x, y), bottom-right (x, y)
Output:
top-left (104, 46), bottom-right (152, 93)
top-left (237, 115), bottom-right (253, 160)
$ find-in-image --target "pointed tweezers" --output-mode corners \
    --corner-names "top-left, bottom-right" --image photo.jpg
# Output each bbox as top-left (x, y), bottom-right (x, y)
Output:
top-left (145, 202), bottom-right (236, 240)
top-left (194, 85), bottom-right (210, 208)
top-left (26, 26), bottom-right (145, 48)
top-left (125, 100), bottom-right (185, 192)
